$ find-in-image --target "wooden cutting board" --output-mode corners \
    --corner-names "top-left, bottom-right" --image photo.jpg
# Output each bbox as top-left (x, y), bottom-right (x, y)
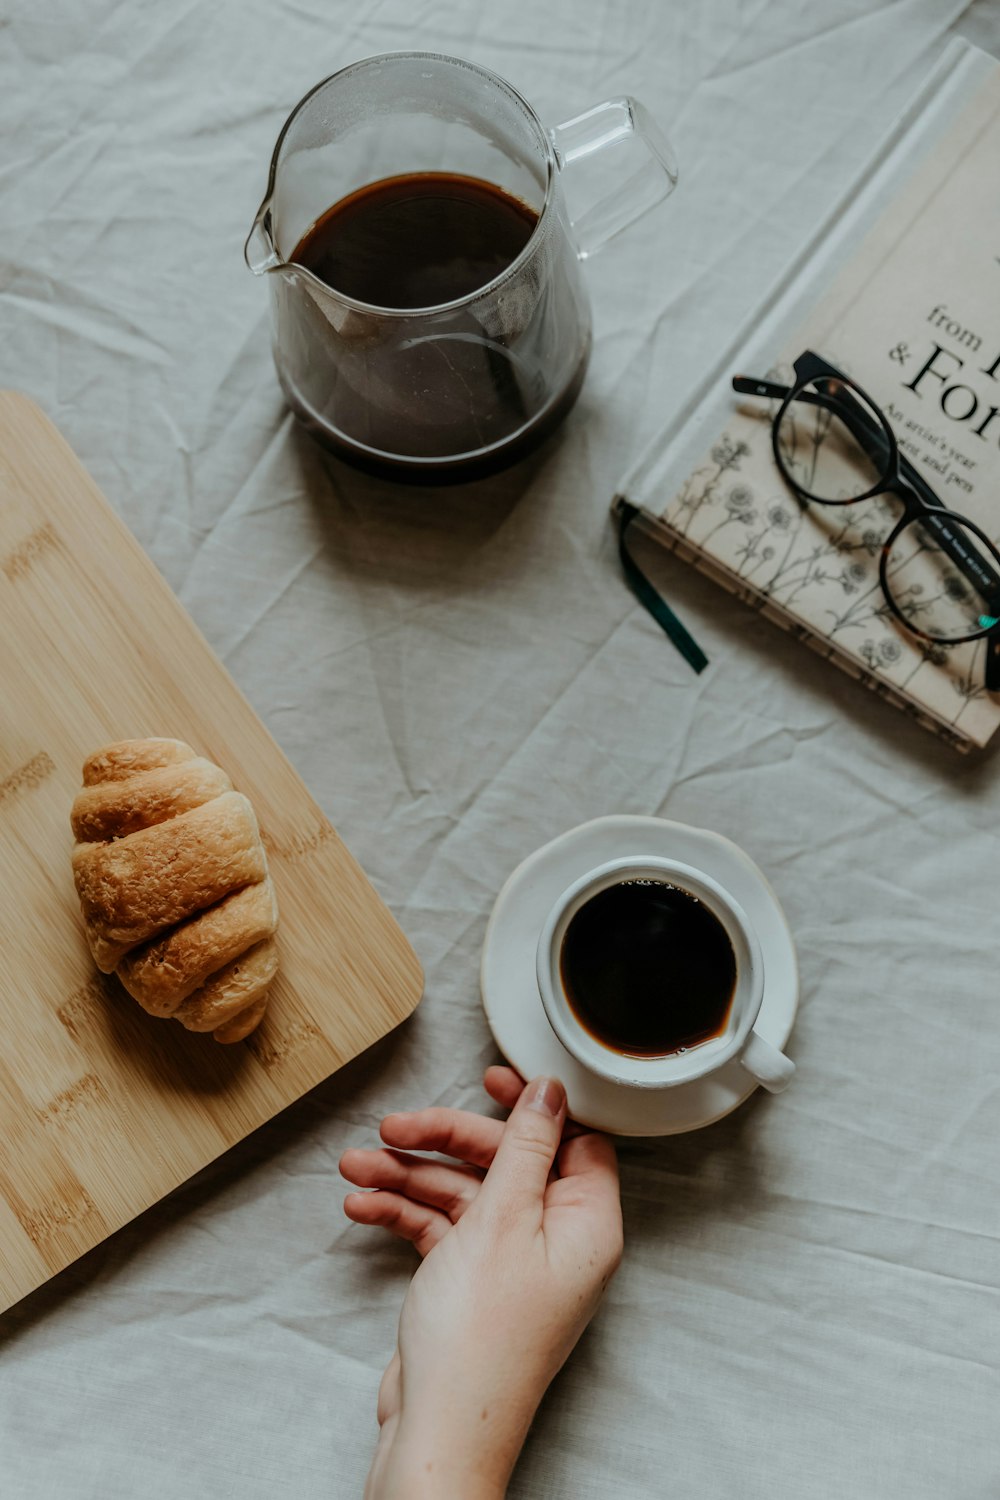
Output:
top-left (0, 392), bottom-right (423, 1313)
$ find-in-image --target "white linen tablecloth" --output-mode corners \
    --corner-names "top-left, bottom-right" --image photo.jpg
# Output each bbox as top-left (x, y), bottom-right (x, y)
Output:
top-left (2, 2), bottom-right (999, 1496)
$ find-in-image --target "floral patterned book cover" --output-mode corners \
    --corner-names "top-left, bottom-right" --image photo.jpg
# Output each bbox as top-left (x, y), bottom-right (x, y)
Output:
top-left (618, 43), bottom-right (1000, 752)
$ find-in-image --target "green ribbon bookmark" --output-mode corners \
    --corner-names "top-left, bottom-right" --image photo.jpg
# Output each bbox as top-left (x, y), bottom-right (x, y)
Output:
top-left (617, 499), bottom-right (709, 675)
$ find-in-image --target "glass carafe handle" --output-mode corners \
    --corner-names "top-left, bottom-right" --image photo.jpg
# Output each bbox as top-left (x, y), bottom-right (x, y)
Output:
top-left (550, 98), bottom-right (678, 259)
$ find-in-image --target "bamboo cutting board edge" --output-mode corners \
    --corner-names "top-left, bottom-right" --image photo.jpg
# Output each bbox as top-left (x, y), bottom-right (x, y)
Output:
top-left (0, 390), bottom-right (424, 1312)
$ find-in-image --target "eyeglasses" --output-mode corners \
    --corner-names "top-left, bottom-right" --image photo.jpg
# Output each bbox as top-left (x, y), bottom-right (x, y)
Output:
top-left (734, 350), bottom-right (1000, 691)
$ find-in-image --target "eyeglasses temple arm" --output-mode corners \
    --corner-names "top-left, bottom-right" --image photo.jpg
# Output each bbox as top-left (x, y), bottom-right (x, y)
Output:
top-left (892, 450), bottom-right (948, 512)
top-left (733, 374), bottom-right (895, 473)
top-left (732, 376), bottom-right (789, 400)
top-left (734, 376), bottom-right (958, 513)
top-left (733, 376), bottom-right (886, 451)
top-left (986, 636), bottom-right (1000, 691)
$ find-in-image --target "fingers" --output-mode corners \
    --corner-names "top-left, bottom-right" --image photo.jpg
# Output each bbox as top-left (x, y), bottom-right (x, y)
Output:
top-left (553, 1129), bottom-right (624, 1265)
top-left (377, 1070), bottom-right (582, 1174)
top-left (484, 1064), bottom-right (587, 1140)
top-left (343, 1189), bottom-right (450, 1258)
top-left (483, 1065), bottom-right (526, 1110)
top-left (556, 1128), bottom-right (620, 1189)
top-left (376, 1352), bottom-right (401, 1428)
top-left (479, 1076), bottom-right (567, 1221)
top-left (340, 1147), bottom-right (482, 1221)
top-left (380, 1106), bottom-right (505, 1170)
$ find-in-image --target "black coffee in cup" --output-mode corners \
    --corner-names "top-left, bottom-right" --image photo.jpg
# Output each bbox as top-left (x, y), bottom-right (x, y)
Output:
top-left (559, 879), bottom-right (737, 1057)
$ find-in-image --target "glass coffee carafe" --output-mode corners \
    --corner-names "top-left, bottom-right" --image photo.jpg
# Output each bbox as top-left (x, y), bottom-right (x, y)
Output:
top-left (246, 52), bottom-right (677, 482)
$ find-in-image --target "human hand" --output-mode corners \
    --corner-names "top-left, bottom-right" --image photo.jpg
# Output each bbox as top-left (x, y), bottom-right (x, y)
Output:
top-left (339, 1067), bottom-right (623, 1500)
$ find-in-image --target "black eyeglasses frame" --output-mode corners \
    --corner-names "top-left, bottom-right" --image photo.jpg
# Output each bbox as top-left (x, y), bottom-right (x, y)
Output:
top-left (733, 350), bottom-right (1000, 691)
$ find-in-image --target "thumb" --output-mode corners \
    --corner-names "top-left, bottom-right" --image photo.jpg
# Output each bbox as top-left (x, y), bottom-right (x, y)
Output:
top-left (479, 1076), bottom-right (567, 1220)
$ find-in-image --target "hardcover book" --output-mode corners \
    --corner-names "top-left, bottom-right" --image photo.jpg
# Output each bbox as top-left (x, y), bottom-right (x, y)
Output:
top-left (616, 40), bottom-right (1000, 751)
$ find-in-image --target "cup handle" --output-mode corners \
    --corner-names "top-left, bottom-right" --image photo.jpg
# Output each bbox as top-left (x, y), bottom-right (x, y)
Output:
top-left (738, 1030), bottom-right (795, 1094)
top-left (549, 98), bottom-right (678, 259)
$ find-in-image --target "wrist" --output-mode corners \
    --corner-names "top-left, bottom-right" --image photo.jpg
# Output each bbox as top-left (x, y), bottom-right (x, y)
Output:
top-left (367, 1400), bottom-right (533, 1500)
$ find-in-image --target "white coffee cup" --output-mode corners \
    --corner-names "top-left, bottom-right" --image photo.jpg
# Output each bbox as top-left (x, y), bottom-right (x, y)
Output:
top-left (535, 856), bottom-right (794, 1093)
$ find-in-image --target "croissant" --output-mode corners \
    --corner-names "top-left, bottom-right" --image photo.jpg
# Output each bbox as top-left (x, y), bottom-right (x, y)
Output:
top-left (71, 738), bottom-right (279, 1043)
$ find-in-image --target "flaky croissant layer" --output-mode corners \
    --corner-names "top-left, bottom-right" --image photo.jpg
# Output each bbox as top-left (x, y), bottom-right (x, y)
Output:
top-left (71, 738), bottom-right (279, 1043)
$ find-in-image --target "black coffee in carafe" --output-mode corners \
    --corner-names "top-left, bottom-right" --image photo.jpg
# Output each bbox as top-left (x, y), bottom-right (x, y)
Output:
top-left (279, 172), bottom-right (588, 482)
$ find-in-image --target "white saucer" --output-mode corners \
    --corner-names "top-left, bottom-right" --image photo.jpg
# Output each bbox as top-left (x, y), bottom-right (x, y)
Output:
top-left (480, 816), bottom-right (798, 1136)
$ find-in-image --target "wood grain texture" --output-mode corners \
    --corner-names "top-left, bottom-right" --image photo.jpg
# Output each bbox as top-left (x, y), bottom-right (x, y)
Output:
top-left (0, 391), bottom-right (423, 1312)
